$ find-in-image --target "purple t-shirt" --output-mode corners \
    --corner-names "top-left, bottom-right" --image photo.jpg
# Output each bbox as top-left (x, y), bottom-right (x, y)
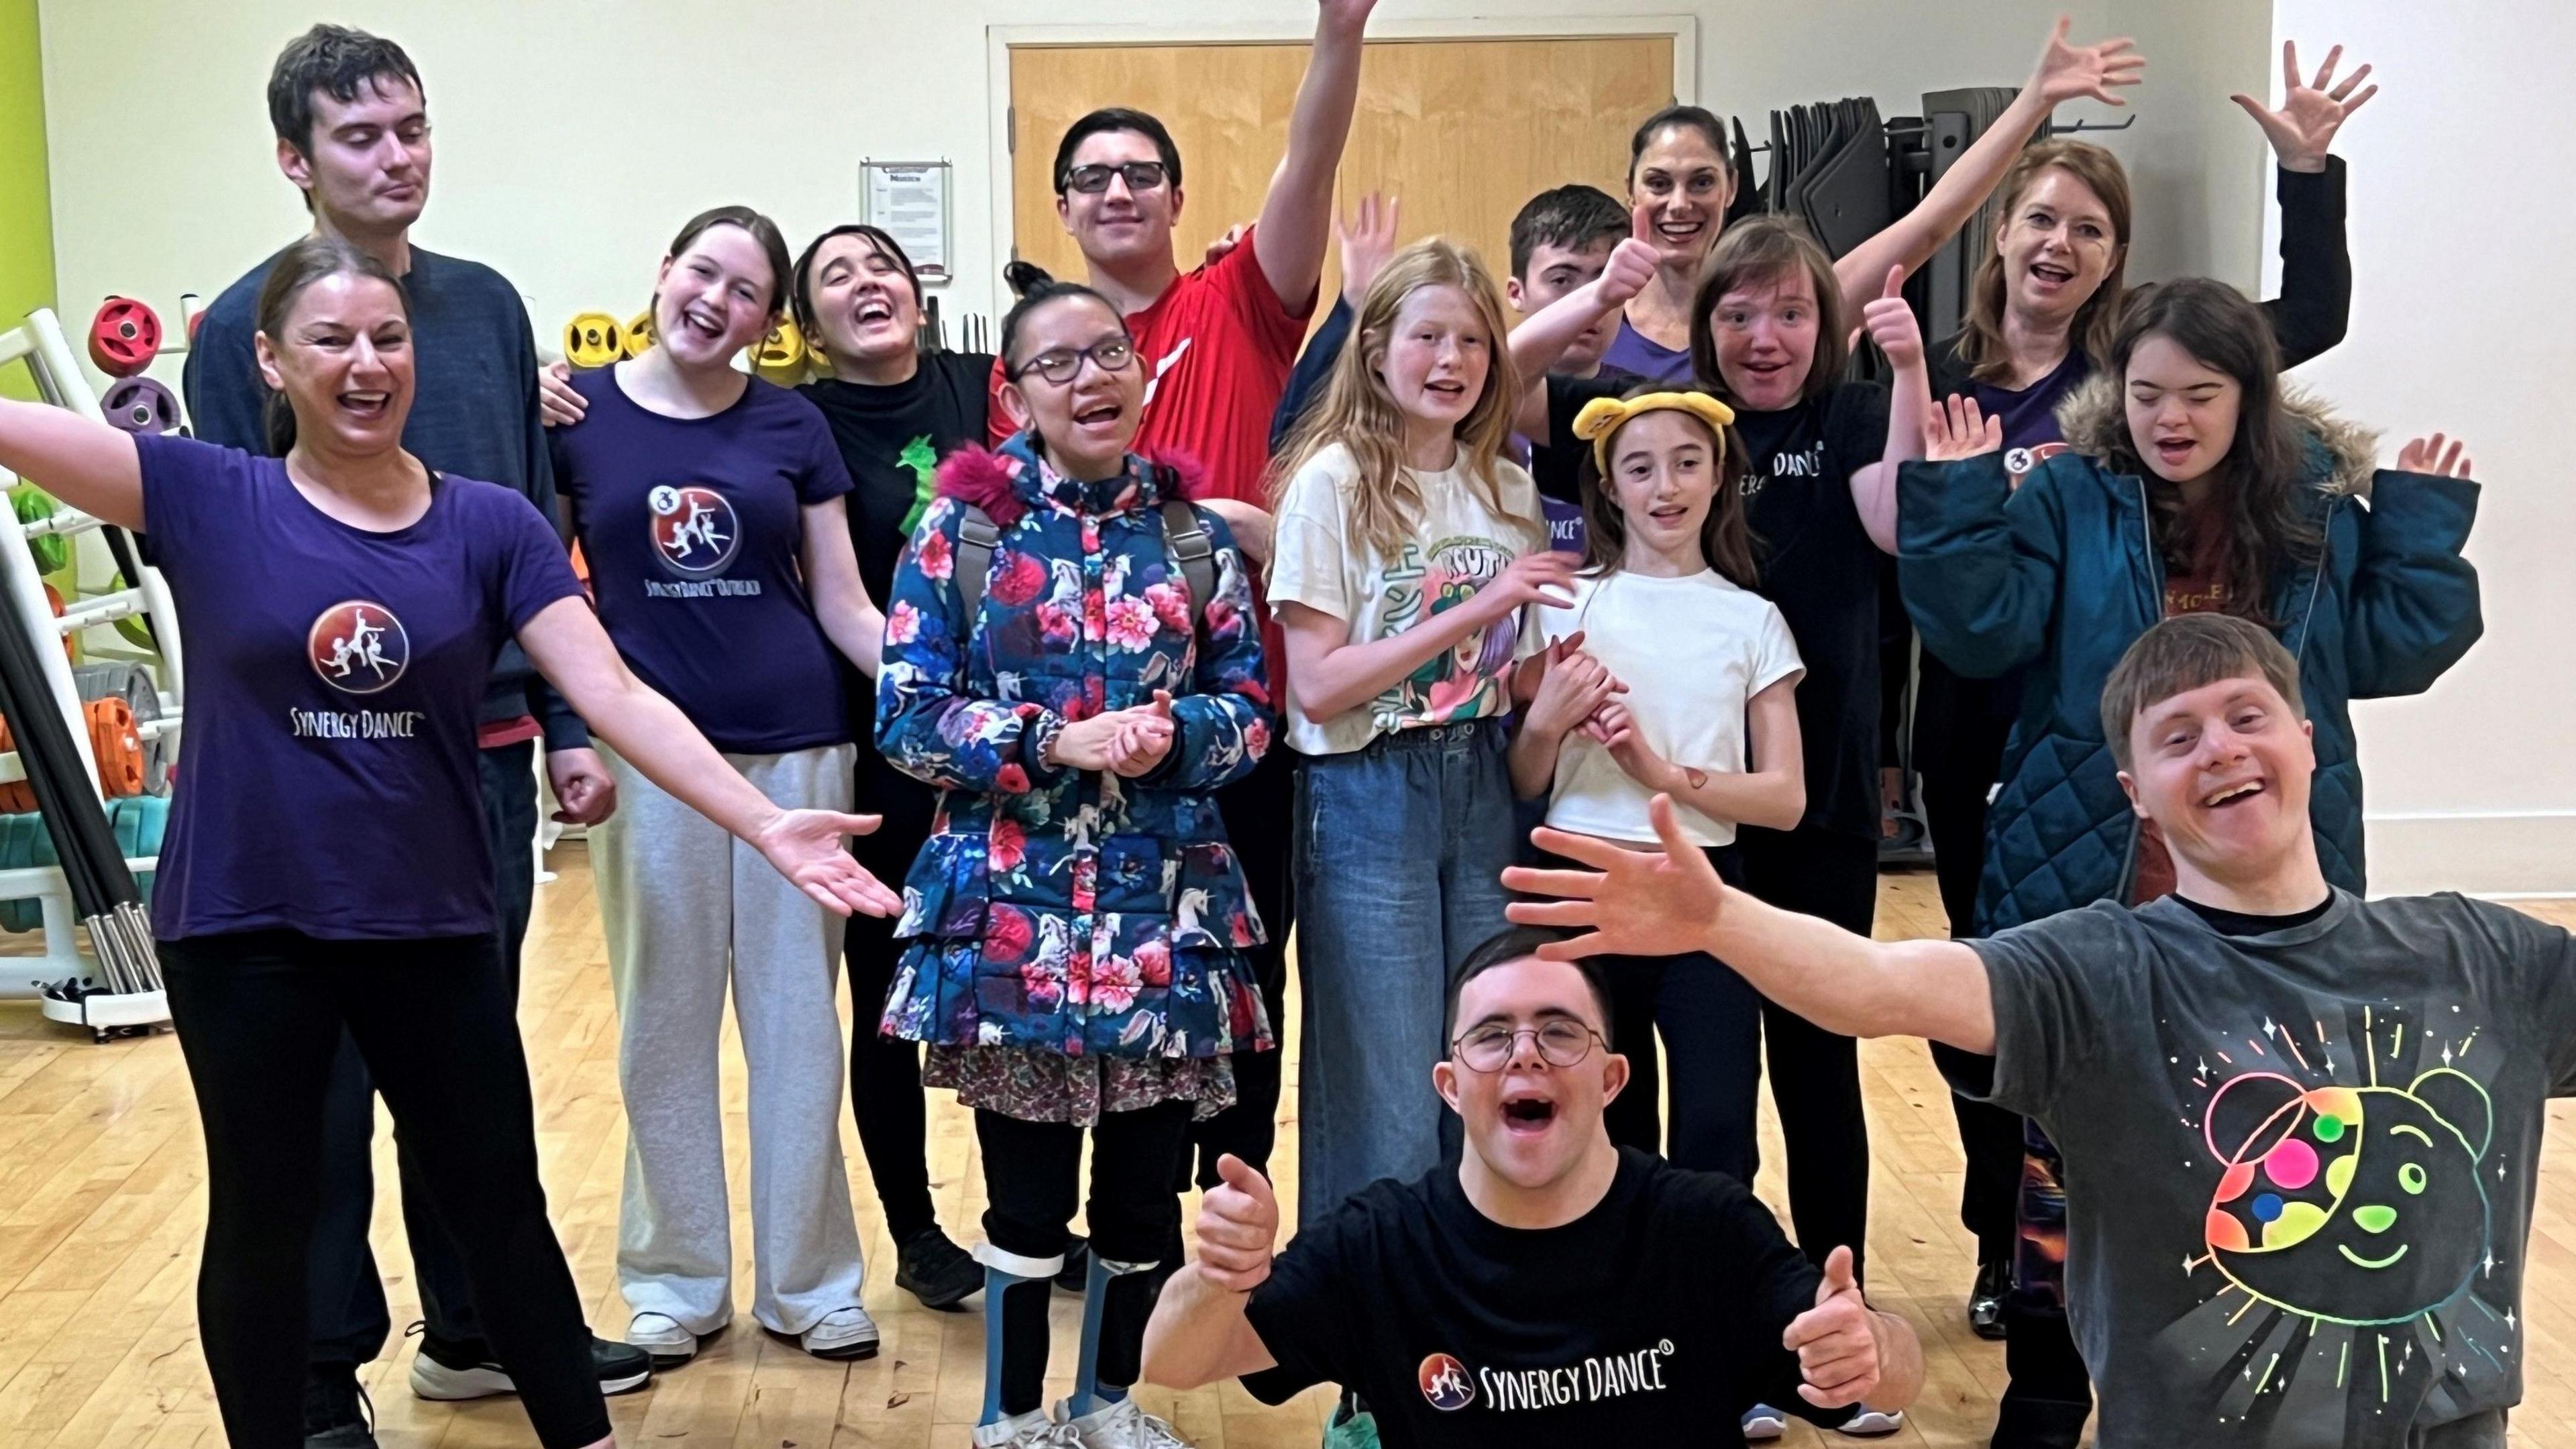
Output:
top-left (1972, 348), bottom-right (2092, 485)
top-left (551, 369), bottom-right (857, 754)
top-left (1598, 317), bottom-right (1693, 383)
top-left (135, 434), bottom-right (583, 941)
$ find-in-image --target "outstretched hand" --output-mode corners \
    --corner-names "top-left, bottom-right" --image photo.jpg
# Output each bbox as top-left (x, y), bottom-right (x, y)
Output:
top-left (1783, 1246), bottom-right (1884, 1409)
top-left (2233, 41), bottom-right (2377, 173)
top-left (2026, 15), bottom-right (2145, 109)
top-left (1336, 193), bottom-right (1402, 306)
top-left (1923, 394), bottom-right (2003, 462)
top-left (1503, 794), bottom-right (1725, 959)
top-left (752, 809), bottom-right (902, 918)
top-left (2396, 433), bottom-right (2473, 480)
top-left (1196, 1153), bottom-right (1281, 1293)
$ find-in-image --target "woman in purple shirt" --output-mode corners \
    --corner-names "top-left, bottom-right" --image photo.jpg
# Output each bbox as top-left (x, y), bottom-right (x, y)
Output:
top-left (548, 207), bottom-right (892, 1368)
top-left (0, 236), bottom-right (897, 1449)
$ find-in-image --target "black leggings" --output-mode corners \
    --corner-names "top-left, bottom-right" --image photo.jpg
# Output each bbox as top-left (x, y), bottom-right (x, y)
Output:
top-left (847, 745), bottom-right (941, 1240)
top-left (1550, 845), bottom-right (1761, 1183)
top-left (977, 1102), bottom-right (1193, 1415)
top-left (162, 930), bottom-right (606, 1449)
top-left (1735, 823), bottom-right (1877, 1282)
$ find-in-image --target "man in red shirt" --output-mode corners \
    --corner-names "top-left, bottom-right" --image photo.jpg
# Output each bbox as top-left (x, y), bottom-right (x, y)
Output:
top-left (993, 0), bottom-right (1373, 1244)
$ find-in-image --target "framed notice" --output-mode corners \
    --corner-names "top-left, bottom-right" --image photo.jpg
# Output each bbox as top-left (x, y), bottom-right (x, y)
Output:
top-left (861, 160), bottom-right (953, 283)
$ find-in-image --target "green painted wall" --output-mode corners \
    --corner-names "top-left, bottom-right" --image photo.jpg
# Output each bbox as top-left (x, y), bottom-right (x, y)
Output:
top-left (0, 0), bottom-right (50, 400)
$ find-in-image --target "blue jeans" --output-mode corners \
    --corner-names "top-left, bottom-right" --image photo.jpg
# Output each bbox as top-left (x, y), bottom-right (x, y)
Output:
top-left (1293, 720), bottom-right (1515, 1226)
top-left (308, 739), bottom-right (541, 1362)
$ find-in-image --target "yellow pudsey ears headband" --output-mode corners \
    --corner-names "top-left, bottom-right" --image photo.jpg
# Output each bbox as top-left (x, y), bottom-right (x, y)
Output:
top-left (1570, 391), bottom-right (1736, 477)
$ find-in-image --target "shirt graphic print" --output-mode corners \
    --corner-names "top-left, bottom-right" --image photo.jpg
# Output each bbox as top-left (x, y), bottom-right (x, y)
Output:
top-left (1367, 533), bottom-right (1521, 732)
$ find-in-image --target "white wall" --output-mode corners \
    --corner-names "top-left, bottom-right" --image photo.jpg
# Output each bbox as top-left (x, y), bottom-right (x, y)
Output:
top-left (2262, 0), bottom-right (2576, 896)
top-left (38, 0), bottom-right (2273, 376)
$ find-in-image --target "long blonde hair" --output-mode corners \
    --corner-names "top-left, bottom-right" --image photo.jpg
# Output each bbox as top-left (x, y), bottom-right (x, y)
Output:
top-left (1266, 238), bottom-right (1531, 560)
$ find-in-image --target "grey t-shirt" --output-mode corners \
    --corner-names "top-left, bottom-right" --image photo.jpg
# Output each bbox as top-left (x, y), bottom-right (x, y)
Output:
top-left (1955, 891), bottom-right (2576, 1448)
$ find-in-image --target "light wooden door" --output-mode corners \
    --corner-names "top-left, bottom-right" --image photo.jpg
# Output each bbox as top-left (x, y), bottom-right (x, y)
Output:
top-left (1008, 34), bottom-right (1675, 309)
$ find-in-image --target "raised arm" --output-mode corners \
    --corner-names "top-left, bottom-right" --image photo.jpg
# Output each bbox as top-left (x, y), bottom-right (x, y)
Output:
top-left (1849, 266), bottom-right (1933, 554)
top-left (1507, 227), bottom-right (1658, 437)
top-left (1142, 1155), bottom-right (1285, 1389)
top-left (1503, 794), bottom-right (1994, 1051)
top-left (1251, 0), bottom-right (1377, 309)
top-left (2343, 436), bottom-right (2481, 698)
top-left (517, 595), bottom-right (900, 918)
top-left (801, 496), bottom-right (888, 678)
top-left (1832, 17), bottom-right (2145, 319)
top-left (0, 398), bottom-right (146, 531)
top-left (2234, 40), bottom-right (2373, 367)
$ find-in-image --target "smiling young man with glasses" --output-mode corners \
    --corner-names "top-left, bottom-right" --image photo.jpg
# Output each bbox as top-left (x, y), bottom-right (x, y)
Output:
top-left (1138, 925), bottom-right (1923, 1446)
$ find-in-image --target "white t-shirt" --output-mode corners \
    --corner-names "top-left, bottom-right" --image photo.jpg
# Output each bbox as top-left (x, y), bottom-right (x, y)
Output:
top-left (1269, 441), bottom-right (1548, 755)
top-left (1530, 568), bottom-right (1803, 847)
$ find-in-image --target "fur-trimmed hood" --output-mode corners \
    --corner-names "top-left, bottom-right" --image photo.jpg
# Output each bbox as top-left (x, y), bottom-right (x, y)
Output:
top-left (2050, 371), bottom-right (2381, 499)
top-left (933, 435), bottom-right (1208, 526)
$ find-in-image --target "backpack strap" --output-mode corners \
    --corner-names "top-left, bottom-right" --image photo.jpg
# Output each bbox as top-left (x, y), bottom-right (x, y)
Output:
top-left (953, 504), bottom-right (1002, 624)
top-left (1159, 496), bottom-right (1217, 638)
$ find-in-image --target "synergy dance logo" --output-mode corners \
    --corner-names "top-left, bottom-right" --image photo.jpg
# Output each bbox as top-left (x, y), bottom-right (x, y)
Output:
top-left (307, 600), bottom-right (409, 695)
top-left (649, 484), bottom-right (740, 574)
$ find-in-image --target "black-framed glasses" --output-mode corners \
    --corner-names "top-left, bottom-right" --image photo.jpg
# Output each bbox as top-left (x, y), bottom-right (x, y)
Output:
top-left (1450, 1020), bottom-right (1605, 1073)
top-left (1008, 336), bottom-right (1138, 386)
top-left (1063, 161), bottom-right (1170, 195)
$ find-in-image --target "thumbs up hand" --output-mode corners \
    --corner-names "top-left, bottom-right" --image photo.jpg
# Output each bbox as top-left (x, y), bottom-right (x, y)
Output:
top-left (1197, 1153), bottom-right (1282, 1293)
top-left (1857, 265), bottom-right (1923, 370)
top-left (1597, 231), bottom-right (1661, 311)
top-left (1782, 1245), bottom-right (1882, 1408)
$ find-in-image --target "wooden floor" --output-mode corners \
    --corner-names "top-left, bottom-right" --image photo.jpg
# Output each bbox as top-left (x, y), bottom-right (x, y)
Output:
top-left (2, 853), bottom-right (2573, 1448)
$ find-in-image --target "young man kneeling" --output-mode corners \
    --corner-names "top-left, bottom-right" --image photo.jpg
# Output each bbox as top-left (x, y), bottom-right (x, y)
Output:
top-left (1507, 613), bottom-right (2562, 1448)
top-left (1138, 928), bottom-right (1923, 1445)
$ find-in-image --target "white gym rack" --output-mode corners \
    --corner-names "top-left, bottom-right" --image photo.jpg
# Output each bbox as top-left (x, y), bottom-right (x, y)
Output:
top-left (0, 307), bottom-right (186, 1030)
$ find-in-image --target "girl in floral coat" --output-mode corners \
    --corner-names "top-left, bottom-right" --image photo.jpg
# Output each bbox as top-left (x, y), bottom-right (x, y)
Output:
top-left (875, 280), bottom-right (1271, 1449)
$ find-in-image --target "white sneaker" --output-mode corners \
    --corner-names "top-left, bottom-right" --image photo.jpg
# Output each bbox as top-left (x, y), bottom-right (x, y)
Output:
top-left (1837, 1408), bottom-right (1907, 1437)
top-left (973, 1409), bottom-right (1075, 1448)
top-left (627, 1311), bottom-right (715, 1368)
top-left (798, 1305), bottom-right (881, 1360)
top-left (1056, 1395), bottom-right (1191, 1448)
top-left (1742, 1403), bottom-right (1788, 1442)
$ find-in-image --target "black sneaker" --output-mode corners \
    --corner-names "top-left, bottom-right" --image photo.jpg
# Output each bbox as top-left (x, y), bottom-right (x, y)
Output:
top-left (894, 1225), bottom-right (983, 1310)
top-left (302, 1362), bottom-right (376, 1449)
top-left (1055, 1234), bottom-right (1091, 1291)
top-left (1969, 1260), bottom-right (2010, 1340)
top-left (407, 1326), bottom-right (654, 1400)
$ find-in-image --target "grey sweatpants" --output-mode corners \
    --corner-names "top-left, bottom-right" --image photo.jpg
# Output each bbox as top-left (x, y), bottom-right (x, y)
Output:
top-left (592, 741), bottom-right (865, 1336)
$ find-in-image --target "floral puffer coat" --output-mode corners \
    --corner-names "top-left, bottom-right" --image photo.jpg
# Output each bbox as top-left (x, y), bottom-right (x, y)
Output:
top-left (875, 433), bottom-right (1273, 1061)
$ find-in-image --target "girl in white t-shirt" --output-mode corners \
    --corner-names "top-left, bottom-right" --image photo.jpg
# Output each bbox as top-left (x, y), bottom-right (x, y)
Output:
top-left (1265, 237), bottom-right (1568, 1224)
top-left (1509, 389), bottom-right (1805, 1184)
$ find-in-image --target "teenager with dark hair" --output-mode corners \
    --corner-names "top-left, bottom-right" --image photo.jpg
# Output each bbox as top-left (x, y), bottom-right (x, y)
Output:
top-left (879, 281), bottom-right (1273, 1449)
top-left (551, 205), bottom-right (890, 1368)
top-left (778, 222), bottom-right (994, 1310)
top-left (177, 25), bottom-right (641, 1442)
top-left (1900, 276), bottom-right (2479, 1446)
top-left (1140, 926), bottom-right (1923, 1448)
top-left (1507, 612), bottom-right (2551, 1449)
top-left (4, 234), bottom-right (899, 1449)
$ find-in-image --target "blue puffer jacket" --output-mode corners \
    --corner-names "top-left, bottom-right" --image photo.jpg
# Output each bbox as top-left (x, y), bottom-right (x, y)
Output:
top-left (1898, 378), bottom-right (2481, 933)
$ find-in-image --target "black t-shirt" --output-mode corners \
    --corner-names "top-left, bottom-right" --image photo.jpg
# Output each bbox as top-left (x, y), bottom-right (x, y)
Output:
top-left (1534, 368), bottom-right (1643, 506)
top-left (798, 351), bottom-right (994, 608)
top-left (1550, 376), bottom-right (1888, 836)
top-left (1242, 1149), bottom-right (1845, 1446)
top-left (1729, 384), bottom-right (1891, 838)
top-left (800, 352), bottom-right (991, 814)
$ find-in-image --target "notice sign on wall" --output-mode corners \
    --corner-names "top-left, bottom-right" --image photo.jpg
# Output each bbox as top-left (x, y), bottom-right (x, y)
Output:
top-left (861, 160), bottom-right (953, 282)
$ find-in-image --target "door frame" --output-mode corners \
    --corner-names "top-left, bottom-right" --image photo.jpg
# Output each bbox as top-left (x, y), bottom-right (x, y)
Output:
top-left (985, 13), bottom-right (1699, 272)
